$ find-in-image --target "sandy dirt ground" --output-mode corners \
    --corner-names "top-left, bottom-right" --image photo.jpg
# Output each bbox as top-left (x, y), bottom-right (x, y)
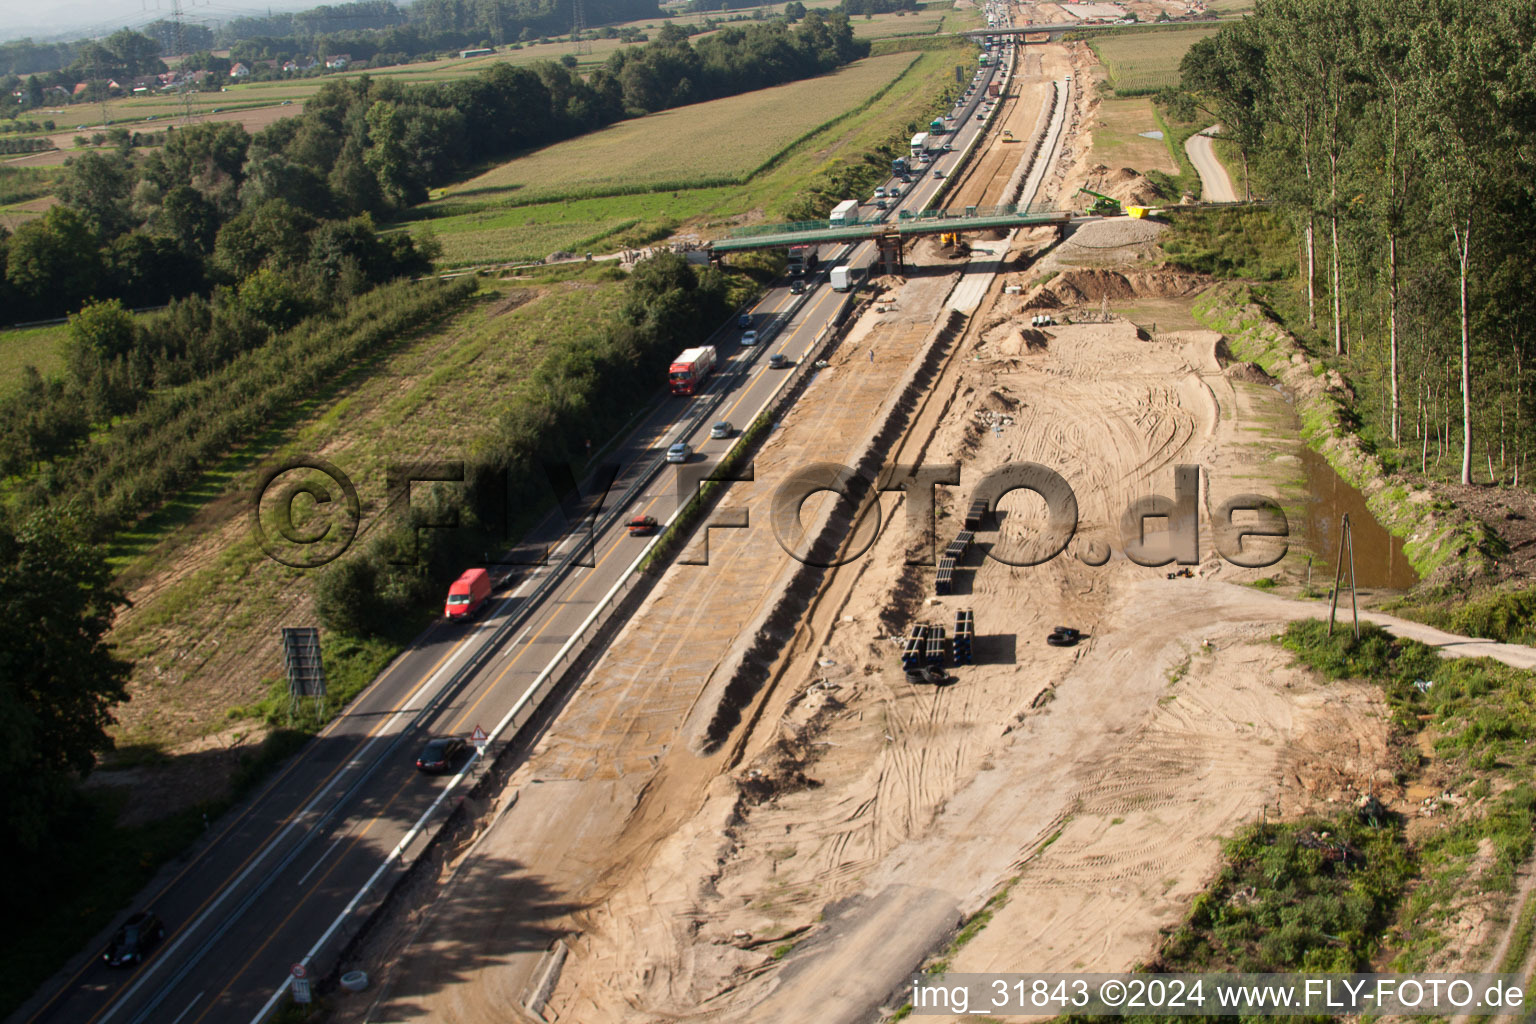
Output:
top-left (332, 32), bottom-right (1461, 1024)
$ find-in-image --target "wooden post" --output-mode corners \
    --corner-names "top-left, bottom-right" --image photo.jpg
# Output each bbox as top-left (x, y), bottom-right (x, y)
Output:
top-left (1327, 514), bottom-right (1359, 639)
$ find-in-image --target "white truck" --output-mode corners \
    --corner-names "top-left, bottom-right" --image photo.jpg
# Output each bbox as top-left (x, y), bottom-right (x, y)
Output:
top-left (829, 199), bottom-right (860, 226)
top-left (829, 265), bottom-right (864, 292)
top-left (910, 132), bottom-right (929, 158)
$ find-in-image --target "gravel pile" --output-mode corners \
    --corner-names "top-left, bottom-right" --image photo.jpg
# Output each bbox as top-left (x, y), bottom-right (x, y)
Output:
top-left (1062, 216), bottom-right (1166, 250)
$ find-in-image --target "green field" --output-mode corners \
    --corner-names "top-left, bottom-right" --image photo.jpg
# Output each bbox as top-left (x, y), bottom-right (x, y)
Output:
top-left (0, 322), bottom-right (68, 394)
top-left (407, 44), bottom-right (961, 266)
top-left (422, 187), bottom-right (740, 265)
top-left (443, 53), bottom-right (918, 205)
top-left (848, 9), bottom-right (948, 38)
top-left (1088, 25), bottom-right (1223, 95)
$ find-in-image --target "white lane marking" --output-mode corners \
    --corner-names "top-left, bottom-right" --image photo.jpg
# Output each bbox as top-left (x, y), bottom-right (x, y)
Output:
top-left (167, 992), bottom-right (203, 1024)
top-left (296, 836), bottom-right (344, 887)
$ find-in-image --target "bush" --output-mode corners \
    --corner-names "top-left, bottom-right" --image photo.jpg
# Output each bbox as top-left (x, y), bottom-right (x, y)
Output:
top-left (1159, 817), bottom-right (1412, 973)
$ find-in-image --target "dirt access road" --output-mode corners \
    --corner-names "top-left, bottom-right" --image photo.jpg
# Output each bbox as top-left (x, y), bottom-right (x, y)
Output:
top-left (337, 38), bottom-right (1424, 1024)
top-left (1186, 126), bottom-right (1239, 202)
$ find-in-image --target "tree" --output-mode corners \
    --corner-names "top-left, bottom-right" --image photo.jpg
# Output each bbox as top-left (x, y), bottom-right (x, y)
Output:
top-left (56, 149), bottom-right (136, 239)
top-left (364, 100), bottom-right (419, 210)
top-left (1412, 1), bottom-right (1514, 484)
top-left (238, 266), bottom-right (315, 331)
top-left (65, 298), bottom-right (136, 381)
top-left (4, 206), bottom-right (101, 318)
top-left (0, 506), bottom-right (130, 854)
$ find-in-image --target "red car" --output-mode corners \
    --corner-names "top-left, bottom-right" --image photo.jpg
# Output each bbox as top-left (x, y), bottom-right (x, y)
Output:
top-left (627, 515), bottom-right (658, 536)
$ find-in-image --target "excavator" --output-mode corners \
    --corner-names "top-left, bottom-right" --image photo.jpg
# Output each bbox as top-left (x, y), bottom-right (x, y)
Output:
top-left (1076, 187), bottom-right (1123, 217)
top-left (938, 231), bottom-right (969, 257)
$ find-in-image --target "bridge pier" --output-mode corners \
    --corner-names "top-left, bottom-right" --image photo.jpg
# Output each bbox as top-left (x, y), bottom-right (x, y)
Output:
top-left (877, 232), bottom-right (904, 277)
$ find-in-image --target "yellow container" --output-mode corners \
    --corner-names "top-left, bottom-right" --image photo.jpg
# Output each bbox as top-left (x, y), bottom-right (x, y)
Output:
top-left (1127, 205), bottom-right (1149, 219)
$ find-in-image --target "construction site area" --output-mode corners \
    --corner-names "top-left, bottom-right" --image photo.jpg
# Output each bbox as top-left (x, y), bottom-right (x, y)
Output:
top-left (328, 29), bottom-right (1436, 1024)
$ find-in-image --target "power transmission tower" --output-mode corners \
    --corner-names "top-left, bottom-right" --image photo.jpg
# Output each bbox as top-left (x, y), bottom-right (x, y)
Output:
top-left (572, 0), bottom-right (591, 55)
top-left (170, 0), bottom-right (196, 124)
top-left (92, 45), bottom-right (111, 130)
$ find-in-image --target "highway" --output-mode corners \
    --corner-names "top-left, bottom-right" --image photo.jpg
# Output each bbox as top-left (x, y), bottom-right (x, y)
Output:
top-left (20, 41), bottom-right (1015, 1024)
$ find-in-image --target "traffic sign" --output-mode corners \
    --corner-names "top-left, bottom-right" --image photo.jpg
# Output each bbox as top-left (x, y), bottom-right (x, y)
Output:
top-left (471, 725), bottom-right (488, 744)
top-left (293, 978), bottom-right (312, 1004)
top-left (290, 962), bottom-right (307, 980)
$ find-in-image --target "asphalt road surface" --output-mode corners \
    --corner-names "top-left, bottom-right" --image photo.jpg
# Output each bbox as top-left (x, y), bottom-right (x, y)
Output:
top-left (20, 52), bottom-right (1011, 1024)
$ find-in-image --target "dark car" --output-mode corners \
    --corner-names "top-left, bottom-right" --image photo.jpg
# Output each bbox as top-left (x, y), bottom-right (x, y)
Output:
top-left (415, 737), bottom-right (467, 773)
top-left (790, 279), bottom-right (807, 294)
top-left (103, 911), bottom-right (166, 968)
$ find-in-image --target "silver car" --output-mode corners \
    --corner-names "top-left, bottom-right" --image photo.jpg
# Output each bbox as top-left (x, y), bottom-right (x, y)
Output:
top-left (710, 421), bottom-right (733, 439)
top-left (666, 442), bottom-right (692, 463)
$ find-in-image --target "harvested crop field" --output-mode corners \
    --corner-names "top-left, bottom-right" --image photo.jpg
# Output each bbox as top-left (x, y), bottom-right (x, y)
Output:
top-left (441, 53), bottom-right (920, 204)
top-left (1089, 25), bottom-right (1223, 95)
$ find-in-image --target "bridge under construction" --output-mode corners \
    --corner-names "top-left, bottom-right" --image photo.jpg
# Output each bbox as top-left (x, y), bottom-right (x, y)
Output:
top-left (707, 203), bottom-right (1076, 273)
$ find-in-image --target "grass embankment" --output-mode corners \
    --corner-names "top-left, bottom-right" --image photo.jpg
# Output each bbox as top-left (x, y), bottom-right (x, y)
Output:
top-left (409, 43), bottom-right (967, 265)
top-left (1158, 208), bottom-right (1498, 583)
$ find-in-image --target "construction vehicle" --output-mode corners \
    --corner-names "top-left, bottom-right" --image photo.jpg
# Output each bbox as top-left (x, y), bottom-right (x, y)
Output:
top-left (938, 231), bottom-right (969, 258)
top-left (1076, 187), bottom-right (1123, 217)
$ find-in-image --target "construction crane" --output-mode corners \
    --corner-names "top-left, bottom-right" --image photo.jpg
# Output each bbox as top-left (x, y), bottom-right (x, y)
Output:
top-left (1076, 187), bottom-right (1123, 217)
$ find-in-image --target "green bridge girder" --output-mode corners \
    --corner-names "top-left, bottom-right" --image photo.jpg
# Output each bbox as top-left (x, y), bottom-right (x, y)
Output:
top-left (707, 205), bottom-right (1075, 253)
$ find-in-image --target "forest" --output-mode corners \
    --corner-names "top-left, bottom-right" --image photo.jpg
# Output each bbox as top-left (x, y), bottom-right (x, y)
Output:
top-left (1171, 0), bottom-right (1536, 487)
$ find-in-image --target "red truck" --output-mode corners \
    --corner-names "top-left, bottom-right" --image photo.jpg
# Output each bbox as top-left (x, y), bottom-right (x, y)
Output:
top-left (444, 567), bottom-right (491, 621)
top-left (668, 345), bottom-right (717, 396)
top-left (988, 81), bottom-right (1000, 98)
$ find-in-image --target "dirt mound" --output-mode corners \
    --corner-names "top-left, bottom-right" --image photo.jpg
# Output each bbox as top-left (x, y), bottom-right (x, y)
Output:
top-left (981, 387), bottom-right (1022, 412)
top-left (1086, 165), bottom-right (1162, 206)
top-left (1226, 361), bottom-right (1273, 384)
top-left (1022, 268), bottom-right (1207, 309)
top-left (990, 328), bottom-right (1051, 356)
